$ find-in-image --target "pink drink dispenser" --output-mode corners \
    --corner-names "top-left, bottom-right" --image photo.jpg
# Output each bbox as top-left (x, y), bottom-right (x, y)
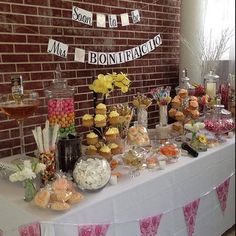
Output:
top-left (45, 64), bottom-right (76, 138)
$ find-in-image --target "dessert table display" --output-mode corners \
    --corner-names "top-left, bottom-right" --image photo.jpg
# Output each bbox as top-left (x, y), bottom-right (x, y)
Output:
top-left (0, 135), bottom-right (235, 236)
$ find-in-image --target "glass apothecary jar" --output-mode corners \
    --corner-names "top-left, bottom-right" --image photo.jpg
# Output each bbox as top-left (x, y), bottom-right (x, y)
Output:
top-left (204, 71), bottom-right (219, 99)
top-left (204, 105), bottom-right (235, 135)
top-left (175, 68), bottom-right (195, 96)
top-left (45, 64), bottom-right (76, 138)
top-left (127, 121), bottom-right (150, 147)
top-left (159, 141), bottom-right (181, 163)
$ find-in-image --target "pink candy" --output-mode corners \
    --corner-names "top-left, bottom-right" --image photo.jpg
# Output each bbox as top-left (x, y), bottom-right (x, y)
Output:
top-left (205, 118), bottom-right (235, 134)
top-left (48, 98), bottom-right (74, 116)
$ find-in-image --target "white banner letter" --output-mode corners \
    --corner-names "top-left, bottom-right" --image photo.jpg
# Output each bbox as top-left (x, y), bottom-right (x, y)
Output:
top-left (120, 13), bottom-right (129, 26)
top-left (97, 13), bottom-right (106, 28)
top-left (131, 10), bottom-right (141, 24)
top-left (72, 6), bottom-right (93, 26)
top-left (108, 15), bottom-right (118, 28)
top-left (47, 39), bottom-right (68, 58)
top-left (88, 51), bottom-right (98, 64)
top-left (74, 48), bottom-right (86, 63)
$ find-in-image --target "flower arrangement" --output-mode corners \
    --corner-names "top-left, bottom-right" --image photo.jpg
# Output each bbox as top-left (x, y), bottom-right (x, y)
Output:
top-left (9, 160), bottom-right (46, 201)
top-left (184, 122), bottom-right (205, 140)
top-left (89, 72), bottom-right (131, 97)
top-left (150, 86), bottom-right (172, 106)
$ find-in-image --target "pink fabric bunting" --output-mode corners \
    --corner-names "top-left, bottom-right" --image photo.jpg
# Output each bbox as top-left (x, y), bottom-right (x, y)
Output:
top-left (139, 214), bottom-right (162, 236)
top-left (216, 178), bottom-right (231, 213)
top-left (18, 222), bottom-right (41, 236)
top-left (183, 199), bottom-right (200, 236)
top-left (78, 224), bottom-right (110, 236)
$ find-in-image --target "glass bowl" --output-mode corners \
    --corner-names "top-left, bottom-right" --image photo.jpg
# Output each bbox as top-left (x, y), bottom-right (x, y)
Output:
top-left (73, 158), bottom-right (111, 192)
top-left (159, 141), bottom-right (181, 163)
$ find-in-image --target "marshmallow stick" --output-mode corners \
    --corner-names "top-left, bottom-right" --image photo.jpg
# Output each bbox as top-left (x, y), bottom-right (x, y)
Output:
top-left (36, 126), bottom-right (44, 154)
top-left (43, 128), bottom-right (50, 153)
top-left (32, 129), bottom-right (40, 151)
top-left (51, 124), bottom-right (59, 151)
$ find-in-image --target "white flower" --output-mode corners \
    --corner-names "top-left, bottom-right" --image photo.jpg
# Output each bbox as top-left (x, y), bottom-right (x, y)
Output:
top-left (21, 168), bottom-right (36, 180)
top-left (9, 160), bottom-right (44, 183)
top-left (34, 163), bottom-right (46, 174)
top-left (23, 160), bottom-right (32, 169)
top-left (184, 122), bottom-right (205, 133)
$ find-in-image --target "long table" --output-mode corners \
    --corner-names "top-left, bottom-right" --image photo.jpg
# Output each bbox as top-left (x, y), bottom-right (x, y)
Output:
top-left (0, 137), bottom-right (235, 236)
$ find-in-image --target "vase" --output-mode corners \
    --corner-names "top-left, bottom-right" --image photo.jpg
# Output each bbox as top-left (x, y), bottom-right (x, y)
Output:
top-left (159, 105), bottom-right (168, 127)
top-left (137, 108), bottom-right (148, 128)
top-left (23, 179), bottom-right (37, 202)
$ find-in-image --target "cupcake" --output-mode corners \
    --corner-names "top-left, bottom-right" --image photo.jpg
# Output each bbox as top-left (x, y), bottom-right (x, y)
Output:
top-left (172, 122), bottom-right (183, 133)
top-left (190, 109), bottom-right (200, 119)
top-left (85, 145), bottom-right (97, 156)
top-left (94, 114), bottom-right (106, 127)
top-left (105, 127), bottom-right (119, 142)
top-left (96, 103), bottom-right (107, 115)
top-left (178, 89), bottom-right (188, 99)
top-left (99, 145), bottom-right (112, 161)
top-left (82, 114), bottom-right (94, 127)
top-left (171, 97), bottom-right (181, 109)
top-left (175, 111), bottom-right (185, 121)
top-left (189, 100), bottom-right (199, 110)
top-left (108, 111), bottom-right (120, 125)
top-left (168, 108), bottom-right (177, 118)
top-left (108, 143), bottom-right (122, 155)
top-left (86, 132), bottom-right (99, 145)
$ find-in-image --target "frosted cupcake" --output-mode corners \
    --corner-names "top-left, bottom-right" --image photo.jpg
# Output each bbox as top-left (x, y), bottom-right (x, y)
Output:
top-left (108, 143), bottom-right (122, 155)
top-left (86, 132), bottom-right (99, 145)
top-left (85, 145), bottom-right (98, 156)
top-left (96, 103), bottom-right (107, 115)
top-left (94, 114), bottom-right (106, 127)
top-left (82, 114), bottom-right (94, 127)
top-left (108, 111), bottom-right (120, 125)
top-left (105, 127), bottom-right (119, 142)
top-left (99, 145), bottom-right (112, 161)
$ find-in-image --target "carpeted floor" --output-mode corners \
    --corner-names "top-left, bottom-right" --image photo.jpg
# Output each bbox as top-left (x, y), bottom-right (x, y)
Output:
top-left (223, 225), bottom-right (235, 236)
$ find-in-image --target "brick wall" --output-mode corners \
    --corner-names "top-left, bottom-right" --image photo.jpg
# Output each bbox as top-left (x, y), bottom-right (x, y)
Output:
top-left (0, 0), bottom-right (180, 158)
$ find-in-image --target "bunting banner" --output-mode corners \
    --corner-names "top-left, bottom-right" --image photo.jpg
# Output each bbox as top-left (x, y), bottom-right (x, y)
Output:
top-left (72, 6), bottom-right (141, 28)
top-left (18, 222), bottom-right (41, 236)
top-left (47, 34), bottom-right (162, 65)
top-left (183, 199), bottom-right (200, 236)
top-left (87, 34), bottom-right (162, 65)
top-left (78, 224), bottom-right (110, 236)
top-left (5, 172), bottom-right (234, 236)
top-left (216, 178), bottom-right (231, 213)
top-left (139, 214), bottom-right (162, 236)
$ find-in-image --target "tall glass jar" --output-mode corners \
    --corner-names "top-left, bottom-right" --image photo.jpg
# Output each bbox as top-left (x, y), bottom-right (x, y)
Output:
top-left (204, 71), bottom-right (219, 100)
top-left (159, 105), bottom-right (168, 127)
top-left (45, 64), bottom-right (76, 138)
top-left (137, 107), bottom-right (148, 128)
top-left (175, 68), bottom-right (195, 96)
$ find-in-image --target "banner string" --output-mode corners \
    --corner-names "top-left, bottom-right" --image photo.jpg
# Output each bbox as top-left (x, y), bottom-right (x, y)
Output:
top-left (0, 0), bottom-right (177, 57)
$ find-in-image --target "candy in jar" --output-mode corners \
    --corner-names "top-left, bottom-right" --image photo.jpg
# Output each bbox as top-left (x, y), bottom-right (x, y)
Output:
top-left (45, 64), bottom-right (76, 138)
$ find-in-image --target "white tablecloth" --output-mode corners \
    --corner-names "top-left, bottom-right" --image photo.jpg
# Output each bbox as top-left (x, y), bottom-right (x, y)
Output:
top-left (0, 138), bottom-right (235, 236)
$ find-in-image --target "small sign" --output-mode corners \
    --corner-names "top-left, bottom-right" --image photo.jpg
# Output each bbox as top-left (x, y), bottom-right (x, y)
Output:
top-left (74, 48), bottom-right (86, 63)
top-left (72, 6), bottom-right (93, 26)
top-left (120, 13), bottom-right (130, 26)
top-left (108, 15), bottom-right (118, 28)
top-left (47, 39), bottom-right (68, 58)
top-left (97, 13), bottom-right (106, 28)
top-left (131, 10), bottom-right (141, 24)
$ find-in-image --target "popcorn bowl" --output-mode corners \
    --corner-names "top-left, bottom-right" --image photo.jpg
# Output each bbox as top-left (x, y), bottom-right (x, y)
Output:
top-left (73, 158), bottom-right (111, 192)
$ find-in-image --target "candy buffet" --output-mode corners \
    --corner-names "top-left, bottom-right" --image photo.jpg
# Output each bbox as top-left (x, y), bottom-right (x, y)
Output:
top-left (0, 68), bottom-right (235, 236)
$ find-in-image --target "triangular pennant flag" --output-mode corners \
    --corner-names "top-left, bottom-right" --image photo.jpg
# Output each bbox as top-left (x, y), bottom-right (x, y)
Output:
top-left (78, 224), bottom-right (110, 236)
top-left (216, 178), bottom-right (230, 213)
top-left (139, 214), bottom-right (162, 236)
top-left (18, 222), bottom-right (41, 236)
top-left (183, 199), bottom-right (200, 236)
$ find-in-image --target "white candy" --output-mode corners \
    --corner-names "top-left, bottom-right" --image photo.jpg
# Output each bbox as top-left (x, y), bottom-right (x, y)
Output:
top-left (73, 158), bottom-right (111, 190)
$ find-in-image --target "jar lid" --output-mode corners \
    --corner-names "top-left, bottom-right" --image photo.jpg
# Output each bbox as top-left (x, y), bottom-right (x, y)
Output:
top-left (204, 71), bottom-right (219, 81)
top-left (45, 64), bottom-right (75, 98)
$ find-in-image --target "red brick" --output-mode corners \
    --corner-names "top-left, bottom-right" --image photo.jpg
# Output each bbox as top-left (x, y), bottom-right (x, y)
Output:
top-left (0, 0), bottom-right (180, 158)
